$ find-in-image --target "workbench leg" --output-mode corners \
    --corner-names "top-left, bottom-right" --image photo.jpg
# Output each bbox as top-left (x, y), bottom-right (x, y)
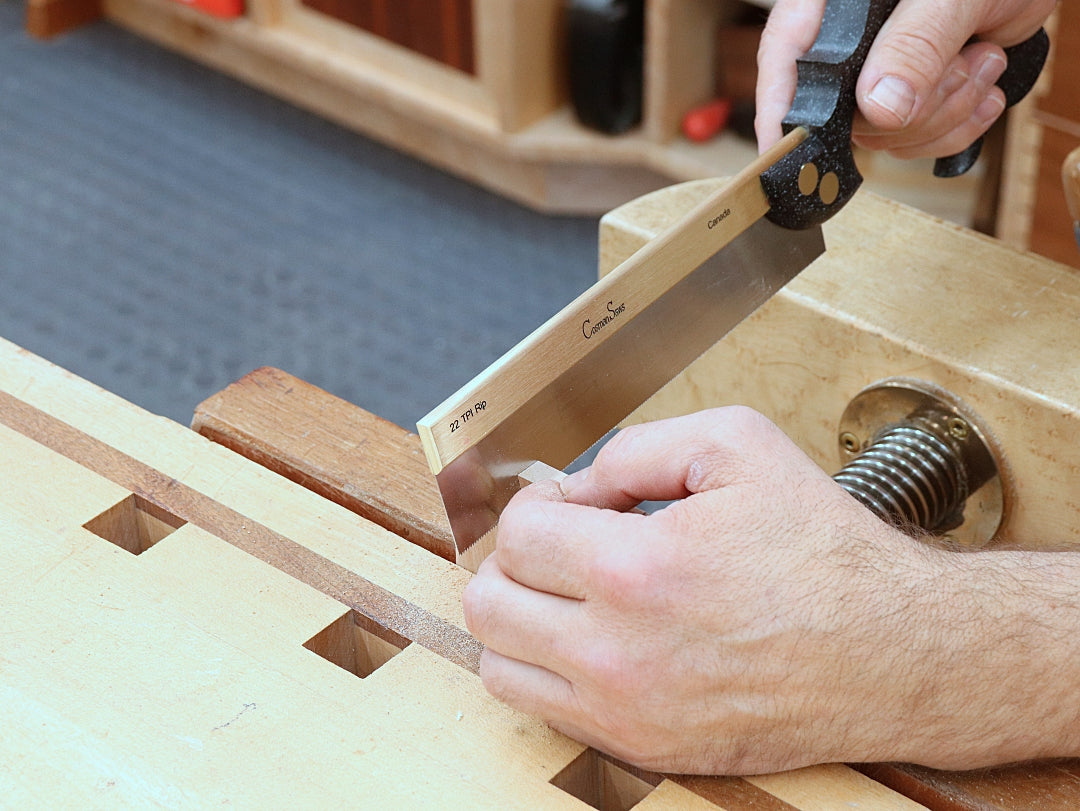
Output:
top-left (26, 0), bottom-right (103, 39)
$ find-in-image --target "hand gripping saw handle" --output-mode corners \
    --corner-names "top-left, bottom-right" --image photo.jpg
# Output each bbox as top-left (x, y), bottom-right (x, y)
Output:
top-left (764, 0), bottom-right (1049, 231)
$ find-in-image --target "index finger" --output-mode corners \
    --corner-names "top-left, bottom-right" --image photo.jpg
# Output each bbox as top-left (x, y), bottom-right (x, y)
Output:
top-left (495, 481), bottom-right (649, 599)
top-left (755, 0), bottom-right (827, 152)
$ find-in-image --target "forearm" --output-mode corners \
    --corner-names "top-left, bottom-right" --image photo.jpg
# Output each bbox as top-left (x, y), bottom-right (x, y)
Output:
top-left (880, 544), bottom-right (1080, 769)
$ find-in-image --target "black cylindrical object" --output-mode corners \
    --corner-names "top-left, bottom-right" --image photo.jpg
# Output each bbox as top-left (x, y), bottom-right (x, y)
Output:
top-left (566, 0), bottom-right (645, 135)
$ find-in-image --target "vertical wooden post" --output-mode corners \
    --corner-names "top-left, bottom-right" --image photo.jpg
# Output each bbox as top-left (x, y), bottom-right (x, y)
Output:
top-left (475, 0), bottom-right (564, 132)
top-left (644, 0), bottom-right (724, 142)
top-left (246, 0), bottom-right (285, 27)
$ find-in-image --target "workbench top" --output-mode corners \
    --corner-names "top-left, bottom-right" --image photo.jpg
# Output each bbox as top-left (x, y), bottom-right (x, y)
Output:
top-left (0, 337), bottom-right (917, 807)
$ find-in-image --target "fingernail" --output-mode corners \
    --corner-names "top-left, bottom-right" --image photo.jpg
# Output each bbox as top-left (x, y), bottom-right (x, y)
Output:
top-left (867, 75), bottom-right (916, 126)
top-left (974, 93), bottom-right (1006, 125)
top-left (975, 53), bottom-right (1007, 89)
top-left (560, 467), bottom-right (589, 499)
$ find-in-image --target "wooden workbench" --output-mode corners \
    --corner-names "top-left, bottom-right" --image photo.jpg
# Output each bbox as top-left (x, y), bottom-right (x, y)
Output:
top-left (5, 183), bottom-right (1080, 805)
top-left (2, 338), bottom-right (927, 807)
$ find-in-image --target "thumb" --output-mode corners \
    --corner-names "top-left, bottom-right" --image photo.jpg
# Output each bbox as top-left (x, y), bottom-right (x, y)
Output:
top-left (856, 1), bottom-right (982, 131)
top-left (560, 407), bottom-right (778, 511)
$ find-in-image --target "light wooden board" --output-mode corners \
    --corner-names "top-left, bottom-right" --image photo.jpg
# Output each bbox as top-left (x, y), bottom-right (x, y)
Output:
top-left (0, 339), bottom-right (575, 806)
top-left (0, 337), bottom-right (931, 807)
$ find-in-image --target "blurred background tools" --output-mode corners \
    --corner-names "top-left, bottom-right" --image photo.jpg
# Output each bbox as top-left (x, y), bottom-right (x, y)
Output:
top-left (565, 0), bottom-right (645, 134)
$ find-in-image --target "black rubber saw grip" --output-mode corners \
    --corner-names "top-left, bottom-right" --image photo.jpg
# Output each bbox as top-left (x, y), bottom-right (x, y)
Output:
top-left (762, 0), bottom-right (1049, 230)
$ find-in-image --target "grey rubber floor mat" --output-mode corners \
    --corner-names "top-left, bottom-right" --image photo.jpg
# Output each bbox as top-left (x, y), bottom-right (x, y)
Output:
top-left (0, 1), bottom-right (599, 430)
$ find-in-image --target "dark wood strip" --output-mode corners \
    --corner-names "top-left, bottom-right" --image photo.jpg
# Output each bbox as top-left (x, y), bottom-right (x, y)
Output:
top-left (450, 0), bottom-right (475, 75)
top-left (0, 389), bottom-right (480, 673)
top-left (439, 0), bottom-right (462, 71)
top-left (857, 764), bottom-right (990, 811)
top-left (674, 775), bottom-right (802, 810)
top-left (368, 0), bottom-right (390, 40)
top-left (192, 367), bottom-right (455, 561)
top-left (858, 761), bottom-right (1080, 811)
top-left (403, 0), bottom-right (444, 66)
top-left (383, 0), bottom-right (411, 52)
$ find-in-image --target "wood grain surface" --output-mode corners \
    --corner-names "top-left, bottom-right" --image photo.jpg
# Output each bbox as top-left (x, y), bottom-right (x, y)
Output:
top-left (0, 338), bottom-right (587, 807)
top-left (192, 367), bottom-right (455, 561)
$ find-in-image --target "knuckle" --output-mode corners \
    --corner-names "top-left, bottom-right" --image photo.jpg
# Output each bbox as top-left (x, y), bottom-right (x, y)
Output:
top-left (1031, 0), bottom-right (1057, 29)
top-left (580, 641), bottom-right (635, 697)
top-left (880, 28), bottom-right (952, 83)
top-left (594, 422), bottom-right (647, 471)
top-left (991, 1), bottom-right (1055, 45)
top-left (461, 578), bottom-right (497, 640)
top-left (588, 547), bottom-right (659, 608)
top-left (477, 651), bottom-right (515, 702)
top-left (716, 404), bottom-right (774, 436)
top-left (496, 496), bottom-right (531, 541)
top-left (689, 406), bottom-right (785, 486)
top-left (496, 499), bottom-right (546, 557)
top-left (497, 498), bottom-right (569, 578)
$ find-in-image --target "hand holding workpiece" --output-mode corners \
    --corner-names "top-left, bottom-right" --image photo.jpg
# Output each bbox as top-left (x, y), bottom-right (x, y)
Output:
top-left (755, 0), bottom-right (1056, 158)
top-left (464, 408), bottom-right (1080, 774)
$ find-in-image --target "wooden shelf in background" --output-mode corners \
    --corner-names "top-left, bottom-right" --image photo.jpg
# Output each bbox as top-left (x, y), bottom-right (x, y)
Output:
top-left (35, 0), bottom-right (979, 220)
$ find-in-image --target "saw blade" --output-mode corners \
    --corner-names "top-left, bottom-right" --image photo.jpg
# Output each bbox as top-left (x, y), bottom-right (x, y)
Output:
top-left (417, 132), bottom-right (824, 566)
